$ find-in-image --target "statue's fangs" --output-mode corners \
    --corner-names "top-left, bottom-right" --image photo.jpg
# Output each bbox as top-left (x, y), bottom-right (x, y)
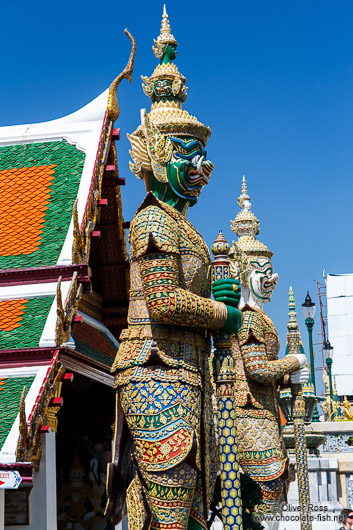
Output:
top-left (106, 6), bottom-right (242, 529)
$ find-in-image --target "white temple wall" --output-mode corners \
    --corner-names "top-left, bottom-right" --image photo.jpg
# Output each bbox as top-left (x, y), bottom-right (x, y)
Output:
top-left (5, 429), bottom-right (57, 530)
top-left (327, 273), bottom-right (353, 396)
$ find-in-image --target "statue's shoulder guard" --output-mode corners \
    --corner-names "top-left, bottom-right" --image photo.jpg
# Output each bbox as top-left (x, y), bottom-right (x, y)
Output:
top-left (129, 192), bottom-right (180, 260)
top-left (238, 305), bottom-right (265, 346)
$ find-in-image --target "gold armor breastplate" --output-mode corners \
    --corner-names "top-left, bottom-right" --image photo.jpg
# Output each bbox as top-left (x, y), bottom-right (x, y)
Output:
top-left (113, 196), bottom-right (212, 377)
top-left (128, 201), bottom-right (211, 326)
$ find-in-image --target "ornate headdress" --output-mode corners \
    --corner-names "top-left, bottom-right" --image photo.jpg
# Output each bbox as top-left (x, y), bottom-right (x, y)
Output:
top-left (152, 4), bottom-right (178, 58)
top-left (230, 176), bottom-right (273, 285)
top-left (128, 6), bottom-right (211, 180)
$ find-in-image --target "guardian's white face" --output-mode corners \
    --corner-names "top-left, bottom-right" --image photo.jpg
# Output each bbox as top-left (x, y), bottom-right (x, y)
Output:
top-left (249, 258), bottom-right (278, 303)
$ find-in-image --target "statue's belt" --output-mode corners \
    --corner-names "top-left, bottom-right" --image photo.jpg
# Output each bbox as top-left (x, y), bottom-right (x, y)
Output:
top-left (119, 326), bottom-right (209, 348)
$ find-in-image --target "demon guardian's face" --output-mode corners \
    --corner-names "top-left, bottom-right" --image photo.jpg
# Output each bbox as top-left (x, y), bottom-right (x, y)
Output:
top-left (167, 137), bottom-right (214, 205)
top-left (249, 259), bottom-right (278, 303)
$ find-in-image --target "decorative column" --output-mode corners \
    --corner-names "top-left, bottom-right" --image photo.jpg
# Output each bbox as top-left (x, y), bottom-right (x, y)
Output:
top-left (287, 287), bottom-right (312, 530)
top-left (211, 231), bottom-right (242, 530)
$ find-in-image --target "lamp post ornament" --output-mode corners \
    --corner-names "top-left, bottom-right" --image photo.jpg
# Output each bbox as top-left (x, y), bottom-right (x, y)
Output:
top-left (302, 291), bottom-right (320, 422)
top-left (324, 340), bottom-right (334, 419)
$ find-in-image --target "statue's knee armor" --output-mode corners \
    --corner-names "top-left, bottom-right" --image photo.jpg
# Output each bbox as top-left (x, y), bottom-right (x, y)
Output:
top-left (145, 463), bottom-right (198, 529)
top-left (118, 377), bottom-right (202, 472)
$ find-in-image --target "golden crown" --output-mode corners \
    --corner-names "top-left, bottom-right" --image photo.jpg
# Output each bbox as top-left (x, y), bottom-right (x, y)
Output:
top-left (128, 6), bottom-right (211, 178)
top-left (152, 5), bottom-right (178, 58)
top-left (231, 176), bottom-right (273, 259)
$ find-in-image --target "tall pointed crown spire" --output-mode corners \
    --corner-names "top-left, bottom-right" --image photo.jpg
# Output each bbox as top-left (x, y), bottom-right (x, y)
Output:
top-left (287, 286), bottom-right (300, 354)
top-left (128, 6), bottom-right (212, 180)
top-left (140, 4), bottom-right (210, 147)
top-left (230, 176), bottom-right (272, 258)
top-left (153, 4), bottom-right (178, 54)
top-left (288, 286), bottom-right (296, 316)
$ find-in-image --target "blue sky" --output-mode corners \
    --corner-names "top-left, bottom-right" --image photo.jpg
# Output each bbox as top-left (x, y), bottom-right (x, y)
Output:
top-left (2, 0), bottom-right (353, 397)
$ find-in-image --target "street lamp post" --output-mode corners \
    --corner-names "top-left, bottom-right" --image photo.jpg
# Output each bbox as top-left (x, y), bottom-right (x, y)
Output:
top-left (302, 291), bottom-right (320, 422)
top-left (323, 340), bottom-right (334, 420)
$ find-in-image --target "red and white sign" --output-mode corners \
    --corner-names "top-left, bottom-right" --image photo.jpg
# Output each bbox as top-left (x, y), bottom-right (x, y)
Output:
top-left (0, 471), bottom-right (22, 489)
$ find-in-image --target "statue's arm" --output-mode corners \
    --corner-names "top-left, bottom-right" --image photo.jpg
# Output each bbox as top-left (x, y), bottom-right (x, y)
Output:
top-left (241, 341), bottom-right (300, 383)
top-left (138, 251), bottom-right (227, 329)
top-left (238, 309), bottom-right (300, 383)
top-left (129, 203), bottom-right (227, 329)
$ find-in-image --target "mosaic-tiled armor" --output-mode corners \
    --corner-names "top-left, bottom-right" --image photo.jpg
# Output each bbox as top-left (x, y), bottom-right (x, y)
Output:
top-left (106, 8), bottom-right (242, 530)
top-left (111, 193), bottom-right (227, 529)
top-left (228, 177), bottom-right (308, 514)
top-left (236, 306), bottom-right (298, 509)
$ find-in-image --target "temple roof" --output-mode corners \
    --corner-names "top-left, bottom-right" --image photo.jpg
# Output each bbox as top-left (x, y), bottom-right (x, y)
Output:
top-left (0, 357), bottom-right (63, 471)
top-left (0, 141), bottom-right (84, 269)
top-left (0, 296), bottom-right (54, 350)
top-left (71, 312), bottom-right (119, 368)
top-left (0, 374), bottom-right (36, 451)
top-left (0, 85), bottom-right (131, 474)
top-left (0, 90), bottom-right (109, 270)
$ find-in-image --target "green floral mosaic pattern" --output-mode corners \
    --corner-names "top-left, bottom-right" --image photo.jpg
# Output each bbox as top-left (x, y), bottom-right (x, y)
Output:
top-left (0, 140), bottom-right (85, 269)
top-left (0, 376), bottom-right (35, 450)
top-left (0, 297), bottom-right (55, 350)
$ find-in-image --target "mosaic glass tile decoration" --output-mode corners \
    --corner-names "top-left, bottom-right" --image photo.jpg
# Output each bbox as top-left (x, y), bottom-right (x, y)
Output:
top-left (0, 376), bottom-right (35, 449)
top-left (0, 140), bottom-right (85, 269)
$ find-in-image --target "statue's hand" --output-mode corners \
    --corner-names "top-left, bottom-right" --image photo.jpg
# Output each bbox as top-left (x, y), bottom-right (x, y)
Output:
top-left (289, 354), bottom-right (309, 384)
top-left (291, 353), bottom-right (307, 369)
top-left (212, 279), bottom-right (242, 333)
top-left (290, 366), bottom-right (310, 384)
top-left (212, 278), bottom-right (241, 308)
top-left (221, 305), bottom-right (243, 334)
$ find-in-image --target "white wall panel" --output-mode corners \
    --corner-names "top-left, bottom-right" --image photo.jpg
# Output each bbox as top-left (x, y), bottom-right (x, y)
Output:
top-left (327, 274), bottom-right (353, 396)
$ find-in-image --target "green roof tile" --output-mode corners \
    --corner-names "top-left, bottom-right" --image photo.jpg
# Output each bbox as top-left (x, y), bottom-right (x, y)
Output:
top-left (0, 140), bottom-right (85, 269)
top-left (0, 297), bottom-right (54, 350)
top-left (0, 376), bottom-right (35, 450)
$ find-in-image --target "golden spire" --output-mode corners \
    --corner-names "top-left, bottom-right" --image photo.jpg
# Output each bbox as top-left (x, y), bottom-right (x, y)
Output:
top-left (160, 5), bottom-right (174, 40)
top-left (288, 286), bottom-right (296, 316)
top-left (230, 176), bottom-right (272, 259)
top-left (152, 5), bottom-right (177, 58)
top-left (287, 286), bottom-right (300, 353)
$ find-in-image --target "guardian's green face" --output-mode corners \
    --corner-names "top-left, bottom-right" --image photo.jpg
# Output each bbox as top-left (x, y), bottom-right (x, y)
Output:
top-left (167, 137), bottom-right (214, 206)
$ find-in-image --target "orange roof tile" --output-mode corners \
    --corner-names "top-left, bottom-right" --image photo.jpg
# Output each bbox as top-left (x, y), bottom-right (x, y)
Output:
top-left (0, 165), bottom-right (55, 256)
top-left (0, 299), bottom-right (28, 332)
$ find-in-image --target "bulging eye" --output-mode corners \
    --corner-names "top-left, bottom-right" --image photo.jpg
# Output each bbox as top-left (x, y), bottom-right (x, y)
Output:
top-left (191, 154), bottom-right (201, 165)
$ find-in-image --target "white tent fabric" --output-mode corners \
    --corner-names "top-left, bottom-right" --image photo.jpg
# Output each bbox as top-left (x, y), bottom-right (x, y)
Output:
top-left (327, 273), bottom-right (353, 396)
